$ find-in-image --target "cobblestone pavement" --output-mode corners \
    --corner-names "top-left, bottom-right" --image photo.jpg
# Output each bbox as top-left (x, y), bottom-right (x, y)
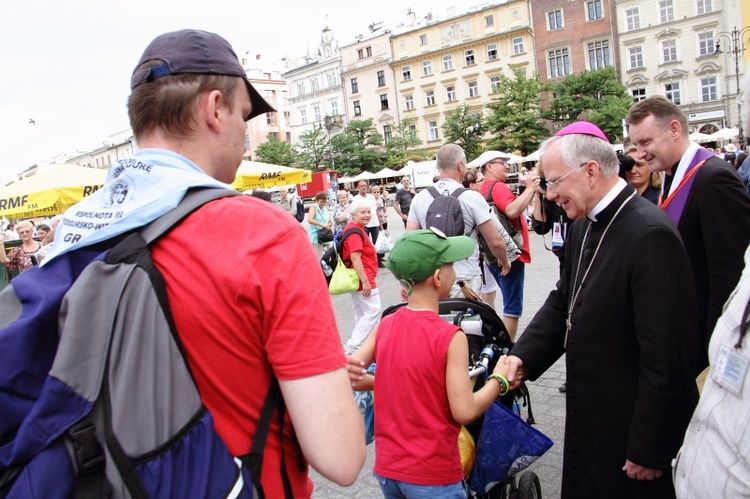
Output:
top-left (310, 207), bottom-right (566, 498)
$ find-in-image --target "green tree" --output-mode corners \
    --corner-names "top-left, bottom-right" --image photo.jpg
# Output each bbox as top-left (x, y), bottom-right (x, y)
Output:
top-left (548, 66), bottom-right (633, 142)
top-left (254, 135), bottom-right (295, 166)
top-left (485, 70), bottom-right (550, 156)
top-left (295, 128), bottom-right (329, 170)
top-left (441, 104), bottom-right (485, 160)
top-left (330, 119), bottom-right (385, 176)
top-left (384, 118), bottom-right (427, 168)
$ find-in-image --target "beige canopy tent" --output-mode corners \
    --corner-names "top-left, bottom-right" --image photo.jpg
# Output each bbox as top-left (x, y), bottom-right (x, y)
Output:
top-left (231, 161), bottom-right (312, 192)
top-left (0, 164), bottom-right (106, 219)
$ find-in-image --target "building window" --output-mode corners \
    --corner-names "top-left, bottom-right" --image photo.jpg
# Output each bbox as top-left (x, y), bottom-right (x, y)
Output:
top-left (701, 76), bottom-right (718, 102)
top-left (659, 0), bottom-right (674, 23)
top-left (548, 9), bottom-right (563, 30)
top-left (443, 55), bottom-right (454, 71)
top-left (309, 77), bottom-right (319, 91)
top-left (587, 0), bottom-right (603, 20)
top-left (408, 124), bottom-right (417, 138)
top-left (465, 49), bottom-right (475, 66)
top-left (446, 86), bottom-right (456, 102)
top-left (383, 125), bottom-right (392, 145)
top-left (696, 0), bottom-right (713, 15)
top-left (377, 70), bottom-right (386, 86)
top-left (269, 132), bottom-right (279, 140)
top-left (485, 15), bottom-right (494, 26)
top-left (331, 101), bottom-right (338, 116)
top-left (625, 7), bottom-right (640, 30)
top-left (662, 39), bottom-right (677, 63)
top-left (698, 32), bottom-right (715, 56)
top-left (402, 66), bottom-right (411, 81)
top-left (490, 75), bottom-right (500, 92)
top-left (665, 82), bottom-right (681, 105)
top-left (422, 60), bottom-right (433, 76)
top-left (468, 81), bottom-right (479, 98)
top-left (300, 109), bottom-right (307, 124)
top-left (549, 48), bottom-right (571, 78)
top-left (284, 111), bottom-right (291, 123)
top-left (632, 88), bottom-right (646, 102)
top-left (380, 94), bottom-right (389, 110)
top-left (313, 106), bottom-right (321, 122)
top-left (588, 40), bottom-right (610, 69)
top-left (426, 90), bottom-right (435, 106)
top-left (296, 81), bottom-right (305, 96)
top-left (420, 34), bottom-right (428, 45)
top-left (487, 43), bottom-right (498, 61)
top-left (351, 78), bottom-right (359, 93)
top-left (405, 94), bottom-right (414, 110)
top-left (513, 37), bottom-right (524, 55)
top-left (429, 121), bottom-right (439, 141)
top-left (629, 46), bottom-right (644, 69)
top-left (326, 71), bottom-right (337, 87)
top-left (267, 112), bottom-right (277, 126)
top-left (353, 100), bottom-right (361, 116)
top-left (367, 47), bottom-right (372, 57)
top-left (286, 132), bottom-right (291, 142)
top-left (357, 46), bottom-right (372, 59)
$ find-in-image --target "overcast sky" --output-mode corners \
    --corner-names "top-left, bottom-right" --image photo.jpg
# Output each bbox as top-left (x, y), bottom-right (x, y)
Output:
top-left (0, 0), bottom-right (470, 182)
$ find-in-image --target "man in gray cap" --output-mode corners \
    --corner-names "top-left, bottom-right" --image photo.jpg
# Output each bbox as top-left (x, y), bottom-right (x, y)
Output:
top-left (50, 29), bottom-right (365, 497)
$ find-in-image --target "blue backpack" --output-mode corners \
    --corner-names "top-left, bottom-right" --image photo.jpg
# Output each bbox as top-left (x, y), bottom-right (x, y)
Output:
top-left (0, 189), bottom-right (289, 499)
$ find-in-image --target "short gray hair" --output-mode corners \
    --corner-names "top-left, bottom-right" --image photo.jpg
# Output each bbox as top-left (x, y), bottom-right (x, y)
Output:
top-left (436, 144), bottom-right (466, 172)
top-left (540, 134), bottom-right (619, 178)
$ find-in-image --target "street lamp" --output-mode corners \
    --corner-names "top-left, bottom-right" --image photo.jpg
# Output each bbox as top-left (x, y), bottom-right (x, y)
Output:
top-left (715, 26), bottom-right (750, 148)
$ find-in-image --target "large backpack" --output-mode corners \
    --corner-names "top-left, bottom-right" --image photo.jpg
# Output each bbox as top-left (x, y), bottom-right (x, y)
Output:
top-left (294, 199), bottom-right (305, 222)
top-left (0, 188), bottom-right (288, 499)
top-left (320, 227), bottom-right (365, 284)
top-left (425, 186), bottom-right (466, 237)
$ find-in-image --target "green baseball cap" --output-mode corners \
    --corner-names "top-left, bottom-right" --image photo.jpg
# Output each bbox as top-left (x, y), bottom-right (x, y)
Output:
top-left (386, 228), bottom-right (475, 284)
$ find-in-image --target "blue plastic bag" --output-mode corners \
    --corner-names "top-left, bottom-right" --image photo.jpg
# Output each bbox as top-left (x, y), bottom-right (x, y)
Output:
top-left (353, 390), bottom-right (374, 445)
top-left (469, 401), bottom-right (553, 494)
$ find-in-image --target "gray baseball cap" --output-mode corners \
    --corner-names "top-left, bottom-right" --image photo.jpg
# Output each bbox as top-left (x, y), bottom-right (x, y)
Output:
top-left (131, 29), bottom-right (275, 120)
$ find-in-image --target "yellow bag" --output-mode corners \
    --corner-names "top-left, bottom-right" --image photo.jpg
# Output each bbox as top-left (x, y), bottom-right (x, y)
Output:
top-left (458, 425), bottom-right (476, 480)
top-left (329, 255), bottom-right (360, 295)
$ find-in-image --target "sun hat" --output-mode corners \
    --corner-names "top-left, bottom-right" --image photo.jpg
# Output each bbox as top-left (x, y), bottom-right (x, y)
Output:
top-left (131, 29), bottom-right (275, 120)
top-left (556, 121), bottom-right (611, 143)
top-left (386, 228), bottom-right (475, 284)
top-left (468, 150), bottom-right (512, 168)
top-left (725, 143), bottom-right (737, 153)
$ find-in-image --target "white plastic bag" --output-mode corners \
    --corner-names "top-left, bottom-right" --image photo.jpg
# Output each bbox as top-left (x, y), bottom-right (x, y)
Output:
top-left (375, 231), bottom-right (392, 254)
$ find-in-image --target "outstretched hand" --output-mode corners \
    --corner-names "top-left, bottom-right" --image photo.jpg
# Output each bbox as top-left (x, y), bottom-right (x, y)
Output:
top-left (623, 460), bottom-right (663, 481)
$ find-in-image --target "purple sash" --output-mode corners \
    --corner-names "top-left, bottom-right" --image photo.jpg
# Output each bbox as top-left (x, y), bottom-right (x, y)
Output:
top-left (662, 147), bottom-right (715, 226)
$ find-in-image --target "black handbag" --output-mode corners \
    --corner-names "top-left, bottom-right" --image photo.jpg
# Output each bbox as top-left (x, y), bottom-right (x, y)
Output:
top-left (317, 227), bottom-right (334, 243)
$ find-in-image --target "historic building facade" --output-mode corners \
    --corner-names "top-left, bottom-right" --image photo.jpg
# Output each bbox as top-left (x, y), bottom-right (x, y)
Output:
top-left (389, 0), bottom-right (535, 154)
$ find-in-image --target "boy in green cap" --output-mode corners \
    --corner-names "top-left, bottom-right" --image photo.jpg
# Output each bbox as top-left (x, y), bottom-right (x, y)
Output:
top-left (348, 228), bottom-right (511, 497)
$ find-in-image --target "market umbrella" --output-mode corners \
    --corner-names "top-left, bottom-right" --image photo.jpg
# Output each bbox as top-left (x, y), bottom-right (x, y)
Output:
top-left (231, 161), bottom-right (312, 192)
top-left (352, 171), bottom-right (379, 182)
top-left (374, 167), bottom-right (403, 179)
top-left (689, 131), bottom-right (712, 143)
top-left (0, 164), bottom-right (106, 219)
top-left (709, 128), bottom-right (739, 141)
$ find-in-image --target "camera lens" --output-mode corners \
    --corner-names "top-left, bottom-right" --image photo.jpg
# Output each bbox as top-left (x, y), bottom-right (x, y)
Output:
top-left (539, 175), bottom-right (547, 190)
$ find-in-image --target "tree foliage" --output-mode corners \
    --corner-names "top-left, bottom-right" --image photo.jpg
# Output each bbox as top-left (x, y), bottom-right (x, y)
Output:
top-left (547, 66), bottom-right (633, 142)
top-left (441, 104), bottom-right (485, 160)
top-left (254, 135), bottom-right (296, 166)
top-left (329, 119), bottom-right (385, 176)
top-left (384, 118), bottom-right (429, 168)
top-left (295, 128), bottom-right (329, 170)
top-left (485, 70), bottom-right (550, 156)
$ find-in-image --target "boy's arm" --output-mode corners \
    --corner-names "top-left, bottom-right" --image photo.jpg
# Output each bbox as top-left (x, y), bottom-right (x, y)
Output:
top-left (445, 331), bottom-right (509, 425)
top-left (347, 324), bottom-right (377, 389)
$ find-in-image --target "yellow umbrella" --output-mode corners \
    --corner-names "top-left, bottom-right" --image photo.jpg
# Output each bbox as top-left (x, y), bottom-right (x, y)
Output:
top-left (231, 161), bottom-right (312, 192)
top-left (0, 164), bottom-right (106, 219)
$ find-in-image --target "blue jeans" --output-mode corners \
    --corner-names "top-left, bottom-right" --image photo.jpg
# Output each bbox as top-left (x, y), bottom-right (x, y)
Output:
top-left (488, 260), bottom-right (525, 317)
top-left (374, 473), bottom-right (468, 498)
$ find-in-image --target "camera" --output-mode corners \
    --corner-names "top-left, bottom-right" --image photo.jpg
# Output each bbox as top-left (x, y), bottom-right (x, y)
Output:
top-left (539, 175), bottom-right (547, 191)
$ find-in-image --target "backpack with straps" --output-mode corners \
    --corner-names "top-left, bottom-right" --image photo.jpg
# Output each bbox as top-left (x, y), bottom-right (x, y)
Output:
top-left (320, 226), bottom-right (365, 284)
top-left (425, 186), bottom-right (466, 237)
top-left (476, 183), bottom-right (523, 266)
top-left (0, 188), bottom-right (290, 499)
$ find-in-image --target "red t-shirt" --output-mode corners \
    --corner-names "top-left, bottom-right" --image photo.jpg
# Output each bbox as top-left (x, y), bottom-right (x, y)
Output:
top-left (482, 180), bottom-right (531, 263)
top-left (151, 196), bottom-right (346, 498)
top-left (341, 222), bottom-right (378, 290)
top-left (373, 308), bottom-right (464, 485)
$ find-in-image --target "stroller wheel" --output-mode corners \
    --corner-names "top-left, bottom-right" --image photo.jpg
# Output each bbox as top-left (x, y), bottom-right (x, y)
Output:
top-left (517, 471), bottom-right (542, 499)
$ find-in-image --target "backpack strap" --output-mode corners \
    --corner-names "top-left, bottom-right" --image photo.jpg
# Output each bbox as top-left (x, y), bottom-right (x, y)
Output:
top-left (339, 226), bottom-right (366, 267)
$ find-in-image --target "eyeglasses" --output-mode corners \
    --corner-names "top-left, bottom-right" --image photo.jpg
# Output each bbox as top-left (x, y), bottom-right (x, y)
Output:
top-left (546, 162), bottom-right (587, 192)
top-left (17, 230), bottom-right (31, 234)
top-left (488, 160), bottom-right (508, 166)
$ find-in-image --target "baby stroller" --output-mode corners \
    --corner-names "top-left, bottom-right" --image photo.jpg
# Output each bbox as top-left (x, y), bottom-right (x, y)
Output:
top-left (382, 298), bottom-right (545, 499)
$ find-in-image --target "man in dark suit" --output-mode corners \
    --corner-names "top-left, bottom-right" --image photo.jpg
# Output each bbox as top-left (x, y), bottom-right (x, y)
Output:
top-left (506, 122), bottom-right (700, 498)
top-left (627, 97), bottom-right (750, 363)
